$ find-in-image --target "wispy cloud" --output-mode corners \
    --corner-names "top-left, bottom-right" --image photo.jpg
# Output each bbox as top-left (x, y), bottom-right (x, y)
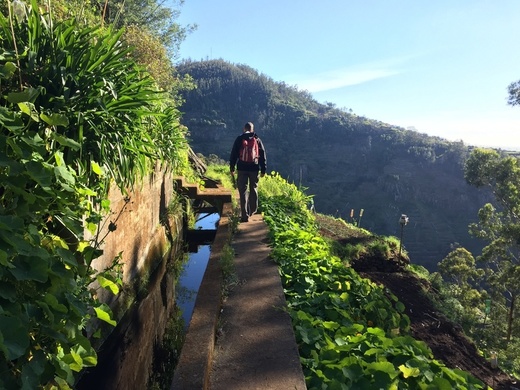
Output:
top-left (286, 57), bottom-right (411, 93)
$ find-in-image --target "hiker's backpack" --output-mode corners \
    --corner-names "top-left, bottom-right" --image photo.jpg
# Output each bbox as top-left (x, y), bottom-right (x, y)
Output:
top-left (239, 137), bottom-right (259, 164)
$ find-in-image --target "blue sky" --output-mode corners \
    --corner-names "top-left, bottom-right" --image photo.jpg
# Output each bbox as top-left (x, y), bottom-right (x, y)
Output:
top-left (176, 0), bottom-right (520, 151)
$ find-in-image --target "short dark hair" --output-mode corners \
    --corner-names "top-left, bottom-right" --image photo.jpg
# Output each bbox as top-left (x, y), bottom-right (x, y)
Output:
top-left (244, 122), bottom-right (254, 131)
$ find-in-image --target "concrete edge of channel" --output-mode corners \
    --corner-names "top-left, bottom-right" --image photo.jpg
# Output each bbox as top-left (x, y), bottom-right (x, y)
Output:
top-left (170, 201), bottom-right (233, 390)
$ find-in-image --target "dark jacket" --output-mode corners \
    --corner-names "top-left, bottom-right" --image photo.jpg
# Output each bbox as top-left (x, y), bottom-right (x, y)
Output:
top-left (229, 131), bottom-right (267, 174)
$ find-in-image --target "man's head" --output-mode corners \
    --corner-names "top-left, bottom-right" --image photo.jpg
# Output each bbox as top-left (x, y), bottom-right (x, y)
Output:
top-left (244, 122), bottom-right (254, 132)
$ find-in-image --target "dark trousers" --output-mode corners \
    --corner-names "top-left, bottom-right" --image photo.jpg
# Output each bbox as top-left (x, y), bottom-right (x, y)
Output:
top-left (237, 170), bottom-right (259, 220)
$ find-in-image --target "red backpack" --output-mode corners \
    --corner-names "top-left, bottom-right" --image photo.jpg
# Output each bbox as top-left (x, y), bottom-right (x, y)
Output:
top-left (239, 137), bottom-right (259, 164)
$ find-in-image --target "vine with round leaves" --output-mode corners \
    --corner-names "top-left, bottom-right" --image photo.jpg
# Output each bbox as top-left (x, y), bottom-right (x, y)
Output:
top-left (258, 173), bottom-right (486, 389)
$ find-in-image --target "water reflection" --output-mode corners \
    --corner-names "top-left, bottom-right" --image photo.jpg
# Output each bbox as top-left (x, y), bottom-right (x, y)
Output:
top-left (176, 213), bottom-right (220, 329)
top-left (75, 213), bottom-right (220, 389)
top-left (176, 245), bottom-right (210, 328)
top-left (75, 248), bottom-right (183, 390)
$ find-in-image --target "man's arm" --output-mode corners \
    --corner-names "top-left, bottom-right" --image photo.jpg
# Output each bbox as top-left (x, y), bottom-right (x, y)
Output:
top-left (229, 137), bottom-right (239, 173)
top-left (258, 138), bottom-right (267, 176)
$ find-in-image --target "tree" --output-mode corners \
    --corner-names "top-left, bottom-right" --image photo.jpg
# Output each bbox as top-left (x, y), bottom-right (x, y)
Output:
top-left (437, 247), bottom-right (486, 334)
top-left (21, 0), bottom-right (196, 57)
top-left (464, 148), bottom-right (520, 344)
top-left (3, 0), bottom-right (196, 94)
top-left (508, 80), bottom-right (520, 106)
top-left (438, 247), bottom-right (483, 287)
top-left (99, 0), bottom-right (196, 58)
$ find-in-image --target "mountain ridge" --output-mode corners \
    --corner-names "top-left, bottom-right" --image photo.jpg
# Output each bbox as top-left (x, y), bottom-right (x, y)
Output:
top-left (177, 58), bottom-right (495, 270)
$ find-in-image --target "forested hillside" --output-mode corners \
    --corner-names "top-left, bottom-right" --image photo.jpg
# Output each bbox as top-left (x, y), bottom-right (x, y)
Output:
top-left (177, 59), bottom-right (496, 270)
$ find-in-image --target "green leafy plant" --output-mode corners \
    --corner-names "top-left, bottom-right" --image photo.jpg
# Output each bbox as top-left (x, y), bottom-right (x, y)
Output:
top-left (344, 242), bottom-right (368, 260)
top-left (219, 243), bottom-right (238, 299)
top-left (205, 163), bottom-right (234, 190)
top-left (0, 2), bottom-right (187, 388)
top-left (258, 173), bottom-right (486, 389)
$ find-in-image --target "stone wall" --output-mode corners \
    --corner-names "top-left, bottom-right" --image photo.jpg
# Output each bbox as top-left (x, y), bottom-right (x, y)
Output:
top-left (90, 163), bottom-right (183, 302)
top-left (76, 245), bottom-right (181, 390)
top-left (76, 163), bottom-right (186, 388)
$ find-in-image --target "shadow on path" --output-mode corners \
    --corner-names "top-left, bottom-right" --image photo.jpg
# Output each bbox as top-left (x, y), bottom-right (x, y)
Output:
top-left (171, 211), bottom-right (306, 390)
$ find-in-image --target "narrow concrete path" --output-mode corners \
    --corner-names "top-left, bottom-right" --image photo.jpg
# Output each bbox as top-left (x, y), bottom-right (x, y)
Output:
top-left (208, 214), bottom-right (306, 390)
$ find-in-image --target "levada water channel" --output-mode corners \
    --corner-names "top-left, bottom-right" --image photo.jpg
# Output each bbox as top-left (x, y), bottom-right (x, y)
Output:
top-left (75, 211), bottom-right (220, 390)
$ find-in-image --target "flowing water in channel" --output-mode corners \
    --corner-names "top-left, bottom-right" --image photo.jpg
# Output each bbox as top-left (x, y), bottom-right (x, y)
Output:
top-left (75, 212), bottom-right (220, 389)
top-left (176, 212), bottom-right (220, 328)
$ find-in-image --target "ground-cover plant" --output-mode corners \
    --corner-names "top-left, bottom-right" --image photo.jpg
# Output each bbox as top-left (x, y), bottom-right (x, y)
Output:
top-left (0, 2), bottom-right (188, 388)
top-left (219, 243), bottom-right (238, 300)
top-left (204, 162), bottom-right (241, 235)
top-left (204, 162), bottom-right (235, 190)
top-left (258, 173), bottom-right (486, 389)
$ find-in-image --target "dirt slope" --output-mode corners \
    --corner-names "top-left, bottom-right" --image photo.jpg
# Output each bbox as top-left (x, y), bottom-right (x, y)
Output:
top-left (316, 214), bottom-right (517, 389)
top-left (359, 268), bottom-right (513, 389)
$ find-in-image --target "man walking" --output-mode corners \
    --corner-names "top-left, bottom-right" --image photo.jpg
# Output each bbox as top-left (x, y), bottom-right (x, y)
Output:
top-left (229, 122), bottom-right (267, 222)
